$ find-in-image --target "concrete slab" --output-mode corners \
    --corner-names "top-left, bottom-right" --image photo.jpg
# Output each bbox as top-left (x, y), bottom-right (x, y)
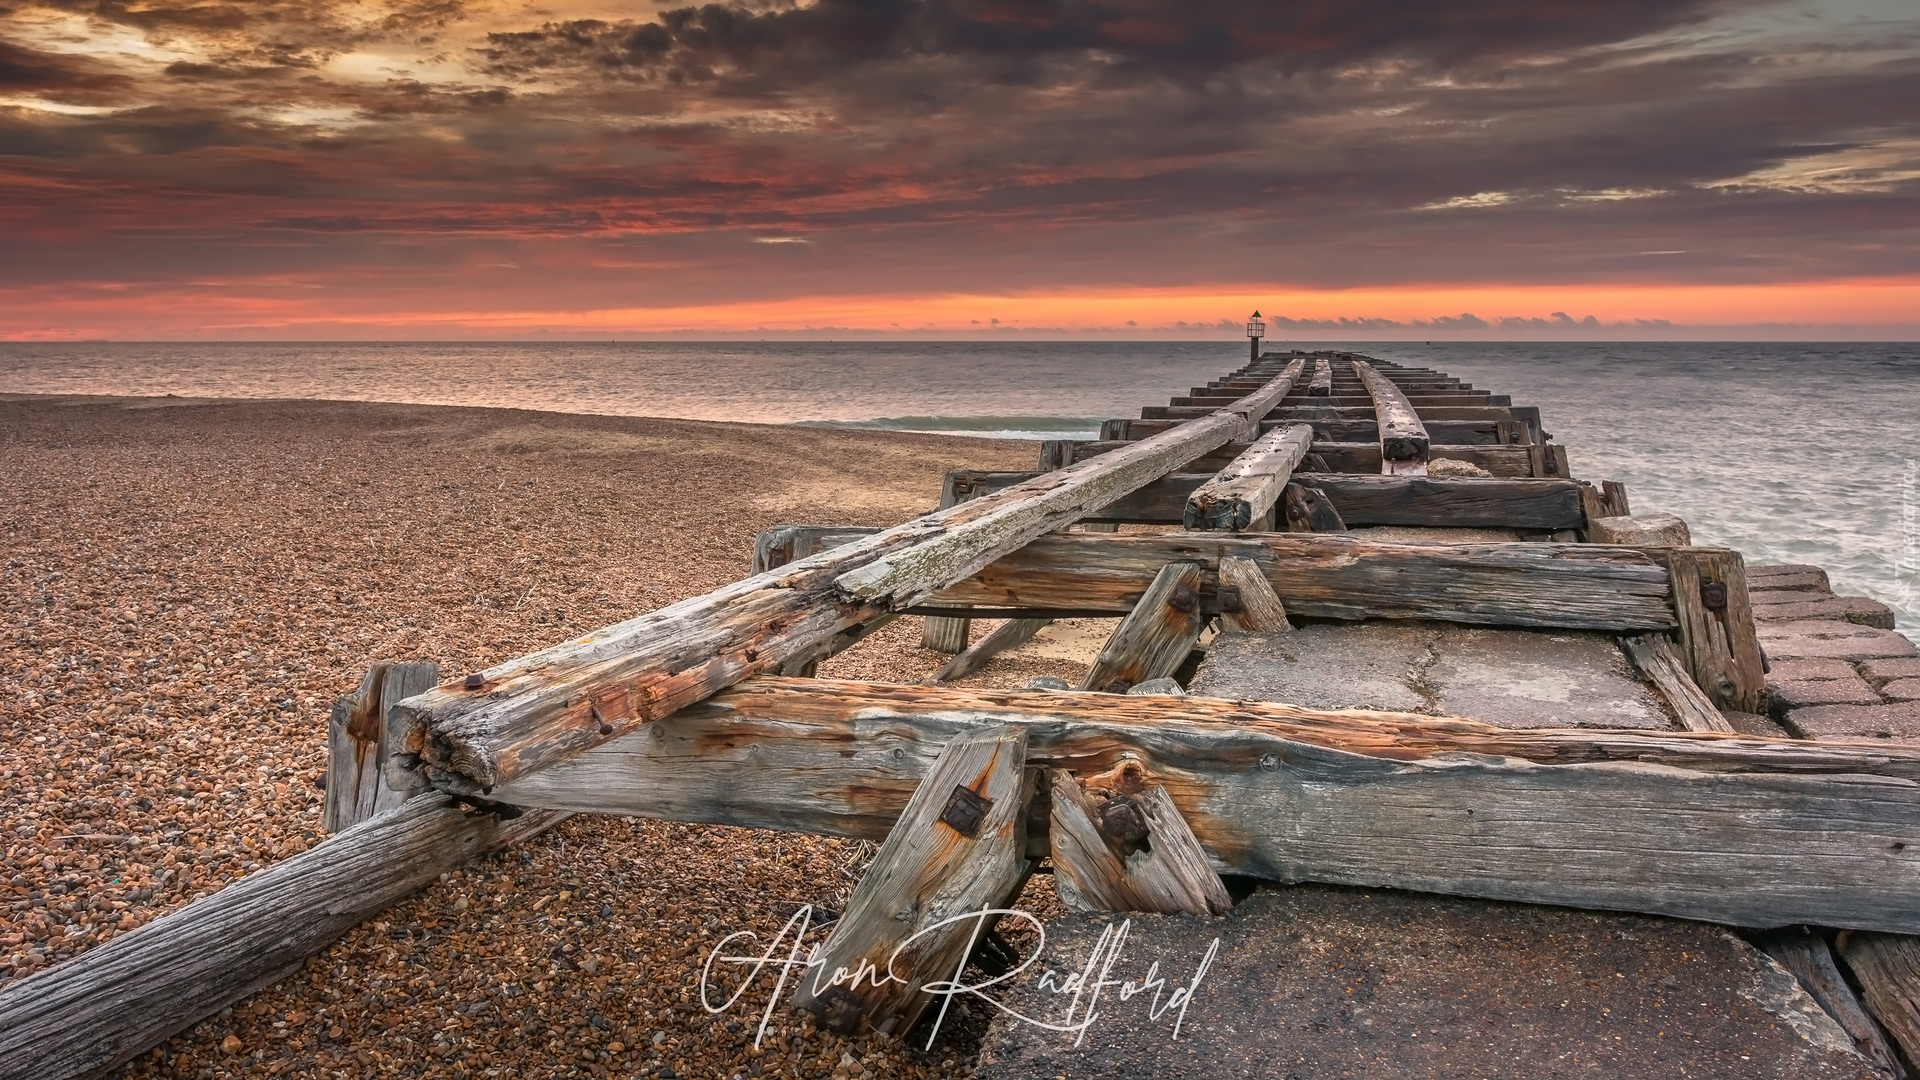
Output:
top-left (1751, 596), bottom-right (1897, 629)
top-left (972, 887), bottom-right (1877, 1080)
top-left (1748, 564), bottom-right (1833, 593)
top-left (1863, 657), bottom-right (1920, 683)
top-left (1190, 623), bottom-right (1671, 729)
top-left (1757, 620), bottom-right (1919, 662)
top-left (1787, 700), bottom-right (1920, 740)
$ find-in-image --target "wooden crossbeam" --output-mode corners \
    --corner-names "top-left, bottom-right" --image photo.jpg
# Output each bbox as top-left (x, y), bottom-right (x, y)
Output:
top-left (1183, 423), bottom-right (1313, 530)
top-left (928, 617), bottom-right (1051, 684)
top-left (490, 676), bottom-right (1920, 934)
top-left (391, 362), bottom-right (1306, 794)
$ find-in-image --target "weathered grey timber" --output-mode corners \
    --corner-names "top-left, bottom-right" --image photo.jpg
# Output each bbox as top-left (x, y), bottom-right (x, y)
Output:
top-left (921, 482), bottom-right (975, 653)
top-left (1621, 634), bottom-right (1735, 732)
top-left (833, 358), bottom-right (1307, 608)
top-left (1353, 358), bottom-right (1431, 474)
top-left (0, 795), bottom-right (564, 1080)
top-left (1306, 356), bottom-right (1332, 395)
top-left (491, 676), bottom-right (1920, 933)
top-left (749, 525), bottom-right (891, 674)
top-left (1305, 442), bottom-right (1535, 476)
top-left (930, 532), bottom-right (1677, 631)
top-left (1215, 555), bottom-right (1291, 632)
top-left (929, 618), bottom-right (1050, 684)
top-left (1663, 547), bottom-right (1767, 713)
top-left (1295, 418), bottom-right (1509, 445)
top-left (789, 726), bottom-right (1033, 1038)
top-left (324, 661), bottom-right (439, 831)
top-left (1839, 933), bottom-right (1920, 1069)
top-left (1048, 770), bottom-right (1231, 915)
top-left (1290, 474), bottom-right (1584, 529)
top-left (1079, 562), bottom-right (1208, 691)
top-left (1756, 931), bottom-right (1907, 1077)
top-left (944, 470), bottom-right (1214, 524)
top-left (392, 363), bottom-right (1307, 794)
top-left (1281, 482), bottom-right (1347, 532)
top-left (1184, 423), bottom-right (1313, 530)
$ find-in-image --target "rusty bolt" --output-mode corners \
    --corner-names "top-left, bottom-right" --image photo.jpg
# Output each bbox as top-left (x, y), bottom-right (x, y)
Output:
top-left (1218, 585), bottom-right (1245, 613)
top-left (1168, 583), bottom-right (1198, 613)
top-left (462, 673), bottom-right (485, 691)
top-left (1700, 582), bottom-right (1728, 611)
top-left (1097, 794), bottom-right (1150, 847)
top-left (590, 704), bottom-right (613, 736)
top-left (938, 784), bottom-right (992, 838)
top-left (1104, 678), bottom-right (1133, 694)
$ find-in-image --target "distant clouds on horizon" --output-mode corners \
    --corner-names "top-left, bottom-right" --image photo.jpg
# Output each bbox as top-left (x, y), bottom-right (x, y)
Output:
top-left (1, 0), bottom-right (1917, 336)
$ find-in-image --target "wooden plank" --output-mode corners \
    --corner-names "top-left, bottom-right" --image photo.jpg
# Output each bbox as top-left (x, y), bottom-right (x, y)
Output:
top-left (1281, 483), bottom-right (1348, 533)
top-left (789, 726), bottom-right (1033, 1038)
top-left (1215, 554), bottom-right (1291, 632)
top-left (1184, 424), bottom-right (1313, 530)
top-left (0, 795), bottom-right (564, 1080)
top-left (929, 618), bottom-right (1051, 684)
top-left (1079, 562), bottom-right (1207, 691)
top-left (1839, 933), bottom-right (1920, 1070)
top-left (1354, 358), bottom-right (1430, 473)
top-left (1756, 931), bottom-right (1907, 1077)
top-left (1621, 634), bottom-right (1735, 733)
top-left (324, 662), bottom-right (441, 831)
top-left (929, 532), bottom-right (1677, 631)
top-left (1664, 548), bottom-right (1766, 713)
top-left (1290, 474), bottom-right (1584, 530)
top-left (493, 676), bottom-right (1920, 934)
top-left (1049, 770), bottom-right (1232, 915)
top-left (392, 363), bottom-right (1305, 795)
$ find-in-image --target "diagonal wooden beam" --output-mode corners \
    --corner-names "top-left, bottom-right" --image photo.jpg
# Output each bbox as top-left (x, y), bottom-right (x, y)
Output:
top-left (391, 362), bottom-right (1305, 794)
top-left (1079, 562), bottom-right (1208, 692)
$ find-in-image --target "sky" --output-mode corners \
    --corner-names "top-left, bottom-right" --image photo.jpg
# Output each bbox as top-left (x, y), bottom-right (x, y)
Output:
top-left (1, 0), bottom-right (1917, 339)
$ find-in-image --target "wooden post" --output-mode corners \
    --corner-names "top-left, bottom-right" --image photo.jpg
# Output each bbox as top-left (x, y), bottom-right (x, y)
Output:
top-left (0, 795), bottom-right (565, 1080)
top-left (1281, 482), bottom-right (1347, 532)
top-left (1602, 480), bottom-right (1632, 517)
top-left (928, 618), bottom-right (1052, 684)
top-left (1183, 423), bottom-right (1313, 531)
top-left (790, 726), bottom-right (1034, 1038)
top-left (1664, 548), bottom-right (1766, 713)
top-left (1048, 770), bottom-right (1231, 916)
top-left (922, 481), bottom-right (974, 653)
top-left (1756, 932), bottom-right (1907, 1077)
top-left (323, 661), bottom-right (440, 832)
top-left (1079, 562), bottom-right (1208, 692)
top-left (1216, 555), bottom-right (1291, 632)
top-left (1620, 634), bottom-right (1734, 733)
top-left (1838, 933), bottom-right (1920, 1072)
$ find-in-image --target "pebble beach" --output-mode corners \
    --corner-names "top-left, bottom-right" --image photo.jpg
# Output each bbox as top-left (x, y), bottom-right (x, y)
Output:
top-left (0, 394), bottom-right (1068, 1079)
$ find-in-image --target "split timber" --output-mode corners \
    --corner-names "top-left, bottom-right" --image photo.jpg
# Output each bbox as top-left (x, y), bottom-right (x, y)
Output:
top-left (3, 348), bottom-right (1916, 1077)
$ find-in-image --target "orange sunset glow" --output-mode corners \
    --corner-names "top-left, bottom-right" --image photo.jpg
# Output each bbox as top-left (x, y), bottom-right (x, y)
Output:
top-left (3, 0), bottom-right (1918, 337)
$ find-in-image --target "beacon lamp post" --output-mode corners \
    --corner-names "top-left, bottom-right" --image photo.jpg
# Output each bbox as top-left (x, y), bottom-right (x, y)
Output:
top-left (1247, 310), bottom-right (1265, 363)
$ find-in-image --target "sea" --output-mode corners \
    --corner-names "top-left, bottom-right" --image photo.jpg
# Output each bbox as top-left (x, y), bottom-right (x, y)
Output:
top-left (2, 340), bottom-right (1915, 640)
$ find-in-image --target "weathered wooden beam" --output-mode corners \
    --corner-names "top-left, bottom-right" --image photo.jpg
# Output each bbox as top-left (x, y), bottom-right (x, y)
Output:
top-left (1664, 547), bottom-right (1766, 714)
top-left (1353, 358), bottom-right (1430, 474)
top-left (393, 363), bottom-right (1305, 794)
top-left (324, 661), bottom-right (439, 832)
top-left (944, 470), bottom-right (1212, 525)
top-left (750, 526), bottom-right (892, 674)
top-left (1756, 931), bottom-right (1907, 1077)
top-left (922, 482), bottom-right (975, 653)
top-left (1305, 443), bottom-right (1536, 477)
top-left (1307, 357), bottom-right (1332, 396)
top-left (1621, 634), bottom-right (1734, 733)
top-left (1839, 933), bottom-right (1920, 1071)
top-left (1184, 423), bottom-right (1313, 531)
top-left (1049, 770), bottom-right (1231, 915)
top-left (789, 726), bottom-right (1033, 1039)
top-left (1281, 482), bottom-right (1348, 532)
top-left (1080, 562), bottom-right (1208, 692)
top-left (0, 795), bottom-right (564, 1080)
top-left (1290, 474), bottom-right (1585, 530)
top-left (929, 618), bottom-right (1051, 684)
top-left (1216, 554), bottom-right (1291, 632)
top-left (931, 532), bottom-right (1677, 631)
top-left (1294, 418), bottom-right (1509, 445)
top-left (492, 677), bottom-right (1920, 934)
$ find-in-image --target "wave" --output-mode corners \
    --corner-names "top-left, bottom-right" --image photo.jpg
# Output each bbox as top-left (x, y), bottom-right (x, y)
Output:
top-left (794, 414), bottom-right (1103, 440)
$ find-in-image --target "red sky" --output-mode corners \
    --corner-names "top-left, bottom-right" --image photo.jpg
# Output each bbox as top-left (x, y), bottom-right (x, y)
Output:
top-left (2, 0), bottom-right (1917, 339)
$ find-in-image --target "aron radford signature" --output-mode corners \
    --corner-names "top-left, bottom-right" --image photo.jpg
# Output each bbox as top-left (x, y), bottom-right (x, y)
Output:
top-left (699, 905), bottom-right (1219, 1051)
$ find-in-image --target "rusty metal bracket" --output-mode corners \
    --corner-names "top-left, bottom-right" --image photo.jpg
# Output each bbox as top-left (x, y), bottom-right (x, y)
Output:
top-left (938, 784), bottom-right (991, 838)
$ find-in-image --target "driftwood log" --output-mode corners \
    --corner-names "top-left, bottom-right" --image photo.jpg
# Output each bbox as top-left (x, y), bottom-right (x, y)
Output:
top-left (490, 677), bottom-right (1920, 934)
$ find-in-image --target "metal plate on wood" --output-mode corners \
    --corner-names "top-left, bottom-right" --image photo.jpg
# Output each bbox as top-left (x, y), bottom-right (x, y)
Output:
top-left (938, 784), bottom-right (992, 837)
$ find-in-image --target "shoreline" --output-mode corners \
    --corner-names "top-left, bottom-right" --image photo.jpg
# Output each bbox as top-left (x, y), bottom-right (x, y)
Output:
top-left (0, 394), bottom-right (1052, 1078)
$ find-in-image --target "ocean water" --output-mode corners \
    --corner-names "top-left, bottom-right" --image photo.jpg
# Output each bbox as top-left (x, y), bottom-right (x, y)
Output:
top-left (2, 340), bottom-right (1915, 638)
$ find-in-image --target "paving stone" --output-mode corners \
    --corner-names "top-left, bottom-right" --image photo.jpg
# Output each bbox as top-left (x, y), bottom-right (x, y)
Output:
top-left (1861, 657), bottom-right (1920, 683)
top-left (1724, 711), bottom-right (1791, 738)
top-left (1191, 624), bottom-right (1670, 728)
top-left (973, 886), bottom-right (1878, 1080)
top-left (1787, 700), bottom-right (1920, 740)
top-left (1756, 620), bottom-right (1919, 662)
top-left (1881, 679), bottom-right (1920, 702)
top-left (1750, 596), bottom-right (1896, 629)
top-left (1765, 658), bottom-right (1862, 683)
top-left (1765, 677), bottom-right (1882, 710)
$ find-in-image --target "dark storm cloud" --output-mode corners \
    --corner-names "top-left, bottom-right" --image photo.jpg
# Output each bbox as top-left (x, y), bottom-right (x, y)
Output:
top-left (0, 39), bottom-right (126, 89)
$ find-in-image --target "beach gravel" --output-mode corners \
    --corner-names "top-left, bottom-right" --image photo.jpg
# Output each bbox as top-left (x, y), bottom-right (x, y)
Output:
top-left (0, 395), bottom-right (1048, 1079)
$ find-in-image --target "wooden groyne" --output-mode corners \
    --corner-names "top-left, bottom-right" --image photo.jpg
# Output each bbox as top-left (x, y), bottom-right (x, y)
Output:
top-left (2, 350), bottom-right (1916, 1077)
